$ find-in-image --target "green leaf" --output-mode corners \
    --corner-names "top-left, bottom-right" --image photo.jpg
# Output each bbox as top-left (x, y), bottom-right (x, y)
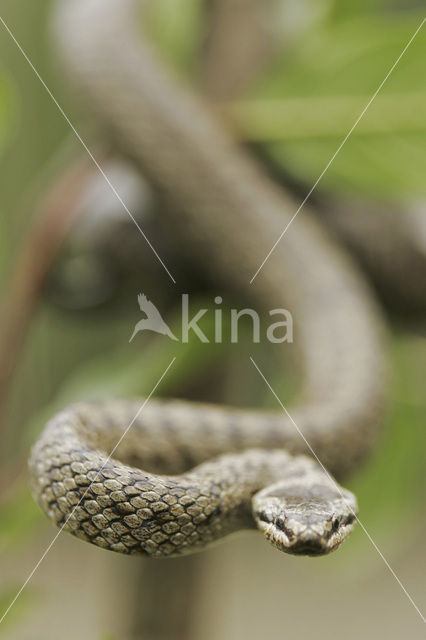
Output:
top-left (243, 11), bottom-right (426, 198)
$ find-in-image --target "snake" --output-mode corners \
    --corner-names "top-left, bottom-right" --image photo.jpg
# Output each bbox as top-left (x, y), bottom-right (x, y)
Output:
top-left (29, 0), bottom-right (388, 558)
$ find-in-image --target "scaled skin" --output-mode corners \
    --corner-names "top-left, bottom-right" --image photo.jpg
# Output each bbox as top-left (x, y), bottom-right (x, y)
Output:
top-left (252, 473), bottom-right (358, 556)
top-left (30, 404), bottom-right (358, 558)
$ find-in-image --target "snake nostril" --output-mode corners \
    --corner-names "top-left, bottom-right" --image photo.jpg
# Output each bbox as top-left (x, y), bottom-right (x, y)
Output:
top-left (332, 518), bottom-right (340, 531)
top-left (275, 517), bottom-right (285, 530)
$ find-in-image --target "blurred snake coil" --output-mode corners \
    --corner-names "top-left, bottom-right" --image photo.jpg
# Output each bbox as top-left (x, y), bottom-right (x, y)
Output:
top-left (29, 0), bottom-right (388, 558)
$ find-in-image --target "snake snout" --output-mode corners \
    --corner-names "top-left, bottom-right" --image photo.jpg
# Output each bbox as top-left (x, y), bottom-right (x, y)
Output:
top-left (285, 530), bottom-right (329, 556)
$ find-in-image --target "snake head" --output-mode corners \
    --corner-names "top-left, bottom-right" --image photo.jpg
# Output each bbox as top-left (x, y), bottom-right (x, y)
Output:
top-left (252, 477), bottom-right (358, 556)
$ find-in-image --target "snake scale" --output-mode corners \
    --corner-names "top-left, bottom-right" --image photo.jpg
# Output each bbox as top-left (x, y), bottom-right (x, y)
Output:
top-left (29, 0), bottom-right (388, 558)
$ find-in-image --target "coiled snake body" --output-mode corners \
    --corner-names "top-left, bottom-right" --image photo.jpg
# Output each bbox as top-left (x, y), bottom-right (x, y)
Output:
top-left (29, 0), bottom-right (387, 557)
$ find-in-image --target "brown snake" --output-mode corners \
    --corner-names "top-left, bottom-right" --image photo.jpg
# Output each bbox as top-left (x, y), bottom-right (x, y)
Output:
top-left (29, 0), bottom-right (388, 558)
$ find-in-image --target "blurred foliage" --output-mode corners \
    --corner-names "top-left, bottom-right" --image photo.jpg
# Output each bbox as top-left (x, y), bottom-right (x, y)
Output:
top-left (144, 1), bottom-right (426, 198)
top-left (242, 8), bottom-right (426, 199)
top-left (0, 68), bottom-right (14, 272)
top-left (246, 10), bottom-right (426, 199)
top-left (145, 0), bottom-right (205, 75)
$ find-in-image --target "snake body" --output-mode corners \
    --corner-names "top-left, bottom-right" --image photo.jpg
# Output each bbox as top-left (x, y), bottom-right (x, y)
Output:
top-left (29, 0), bottom-right (387, 557)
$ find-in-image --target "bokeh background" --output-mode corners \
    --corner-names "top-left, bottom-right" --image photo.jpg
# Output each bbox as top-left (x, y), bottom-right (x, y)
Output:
top-left (0, 1), bottom-right (425, 639)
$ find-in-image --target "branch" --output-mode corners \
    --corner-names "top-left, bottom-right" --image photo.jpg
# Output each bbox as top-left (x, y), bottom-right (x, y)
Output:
top-left (0, 155), bottom-right (93, 458)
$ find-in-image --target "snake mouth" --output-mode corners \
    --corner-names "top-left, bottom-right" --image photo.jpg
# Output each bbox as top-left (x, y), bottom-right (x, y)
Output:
top-left (285, 542), bottom-right (328, 557)
top-left (259, 521), bottom-right (332, 557)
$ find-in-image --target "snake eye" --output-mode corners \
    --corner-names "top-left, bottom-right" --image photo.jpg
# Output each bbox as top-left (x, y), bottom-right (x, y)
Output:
top-left (258, 511), bottom-right (269, 523)
top-left (332, 518), bottom-right (340, 531)
top-left (275, 517), bottom-right (285, 530)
